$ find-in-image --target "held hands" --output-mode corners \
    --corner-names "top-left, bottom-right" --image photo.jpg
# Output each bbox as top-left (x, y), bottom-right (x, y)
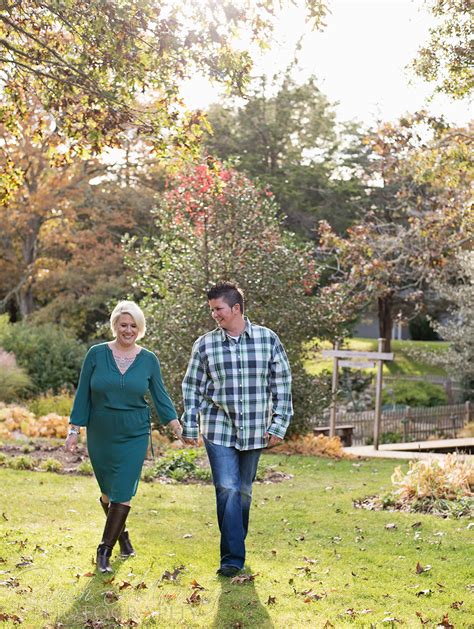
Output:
top-left (265, 432), bottom-right (283, 448)
top-left (168, 419), bottom-right (198, 446)
top-left (168, 419), bottom-right (185, 444)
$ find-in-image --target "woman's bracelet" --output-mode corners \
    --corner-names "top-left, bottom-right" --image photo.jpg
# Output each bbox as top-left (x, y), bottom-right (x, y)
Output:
top-left (68, 425), bottom-right (81, 436)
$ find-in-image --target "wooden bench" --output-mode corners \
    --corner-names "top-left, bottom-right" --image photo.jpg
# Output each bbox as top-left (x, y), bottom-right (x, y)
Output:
top-left (313, 424), bottom-right (355, 447)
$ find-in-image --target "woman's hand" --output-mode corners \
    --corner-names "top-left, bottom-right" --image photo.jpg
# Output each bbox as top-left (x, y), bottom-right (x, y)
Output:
top-left (168, 419), bottom-right (184, 442)
top-left (65, 432), bottom-right (79, 453)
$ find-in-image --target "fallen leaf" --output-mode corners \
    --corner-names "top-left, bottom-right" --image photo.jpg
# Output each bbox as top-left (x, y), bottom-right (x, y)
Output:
top-left (135, 581), bottom-right (147, 590)
top-left (190, 579), bottom-right (205, 590)
top-left (450, 601), bottom-right (463, 609)
top-left (416, 562), bottom-right (425, 574)
top-left (104, 577), bottom-right (115, 584)
top-left (230, 573), bottom-right (255, 584)
top-left (322, 622), bottom-right (335, 629)
top-left (266, 595), bottom-right (276, 605)
top-left (161, 565), bottom-right (185, 581)
top-left (436, 613), bottom-right (454, 628)
top-left (385, 523), bottom-right (397, 530)
top-left (412, 521), bottom-right (422, 528)
top-left (2, 513), bottom-right (8, 521)
top-left (119, 581), bottom-right (132, 590)
top-left (416, 589), bottom-right (432, 597)
top-left (164, 593), bottom-right (176, 600)
top-left (382, 617), bottom-right (402, 624)
top-left (182, 534), bottom-right (193, 539)
top-left (415, 611), bottom-right (430, 625)
top-left (104, 591), bottom-right (119, 602)
top-left (83, 571), bottom-right (95, 578)
top-left (186, 590), bottom-right (201, 605)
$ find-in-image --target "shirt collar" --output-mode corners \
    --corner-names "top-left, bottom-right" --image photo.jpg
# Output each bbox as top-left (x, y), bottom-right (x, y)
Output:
top-left (218, 316), bottom-right (253, 341)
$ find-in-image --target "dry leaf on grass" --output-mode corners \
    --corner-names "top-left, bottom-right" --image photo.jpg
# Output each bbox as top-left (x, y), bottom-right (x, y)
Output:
top-left (230, 573), bottom-right (255, 584)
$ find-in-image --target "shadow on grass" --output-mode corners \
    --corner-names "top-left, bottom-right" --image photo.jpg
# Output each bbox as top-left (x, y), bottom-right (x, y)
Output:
top-left (212, 564), bottom-right (274, 629)
top-left (53, 556), bottom-right (125, 628)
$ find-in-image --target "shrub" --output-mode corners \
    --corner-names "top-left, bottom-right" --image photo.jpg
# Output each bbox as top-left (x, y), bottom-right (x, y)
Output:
top-left (152, 449), bottom-right (199, 478)
top-left (0, 321), bottom-right (86, 394)
top-left (382, 380), bottom-right (448, 408)
top-left (8, 455), bottom-right (35, 470)
top-left (141, 467), bottom-right (156, 483)
top-left (193, 467), bottom-right (212, 482)
top-left (366, 431), bottom-right (404, 445)
top-left (0, 349), bottom-right (32, 402)
top-left (0, 405), bottom-right (69, 438)
top-left (0, 452), bottom-right (7, 465)
top-left (40, 458), bottom-right (63, 473)
top-left (77, 460), bottom-right (94, 476)
top-left (391, 454), bottom-right (473, 502)
top-left (27, 391), bottom-right (74, 417)
top-left (271, 433), bottom-right (348, 458)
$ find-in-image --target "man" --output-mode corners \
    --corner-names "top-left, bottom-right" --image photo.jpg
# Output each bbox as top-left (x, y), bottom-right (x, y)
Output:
top-left (181, 281), bottom-right (293, 577)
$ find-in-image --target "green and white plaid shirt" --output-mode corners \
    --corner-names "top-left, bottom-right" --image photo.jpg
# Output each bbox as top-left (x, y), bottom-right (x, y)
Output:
top-left (181, 318), bottom-right (293, 450)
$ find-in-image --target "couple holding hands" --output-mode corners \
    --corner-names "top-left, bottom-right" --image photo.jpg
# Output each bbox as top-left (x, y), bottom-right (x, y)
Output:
top-left (65, 282), bottom-right (292, 577)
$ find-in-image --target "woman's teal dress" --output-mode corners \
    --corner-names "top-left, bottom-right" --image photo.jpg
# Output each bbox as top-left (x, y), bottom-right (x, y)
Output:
top-left (70, 343), bottom-right (177, 502)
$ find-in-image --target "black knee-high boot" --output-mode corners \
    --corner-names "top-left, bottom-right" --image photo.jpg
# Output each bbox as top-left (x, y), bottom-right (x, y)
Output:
top-left (99, 498), bottom-right (135, 557)
top-left (96, 502), bottom-right (131, 573)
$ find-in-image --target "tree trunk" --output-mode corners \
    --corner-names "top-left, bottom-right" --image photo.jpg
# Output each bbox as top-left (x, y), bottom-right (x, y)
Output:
top-left (378, 292), bottom-right (394, 353)
top-left (18, 215), bottom-right (42, 318)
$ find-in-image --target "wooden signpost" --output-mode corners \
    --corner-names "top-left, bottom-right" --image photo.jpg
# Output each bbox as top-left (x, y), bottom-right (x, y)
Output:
top-left (322, 339), bottom-right (394, 450)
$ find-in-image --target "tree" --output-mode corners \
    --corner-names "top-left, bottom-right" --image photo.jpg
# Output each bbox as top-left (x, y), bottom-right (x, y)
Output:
top-left (429, 251), bottom-right (474, 400)
top-left (319, 116), bottom-right (472, 352)
top-left (0, 103), bottom-right (104, 318)
top-left (0, 1), bottom-right (328, 182)
top-left (204, 75), bottom-right (366, 234)
top-left (126, 160), bottom-right (355, 432)
top-left (412, 0), bottom-right (473, 99)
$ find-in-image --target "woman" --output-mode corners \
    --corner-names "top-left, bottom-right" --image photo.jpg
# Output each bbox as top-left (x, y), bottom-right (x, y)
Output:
top-left (65, 300), bottom-right (182, 573)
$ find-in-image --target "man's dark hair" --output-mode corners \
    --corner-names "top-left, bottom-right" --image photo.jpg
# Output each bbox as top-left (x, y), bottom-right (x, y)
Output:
top-left (207, 281), bottom-right (245, 314)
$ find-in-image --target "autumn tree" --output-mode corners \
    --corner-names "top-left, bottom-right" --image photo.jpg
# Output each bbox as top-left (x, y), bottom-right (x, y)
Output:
top-left (127, 161), bottom-right (356, 432)
top-left (319, 116), bottom-right (473, 352)
top-left (0, 104), bottom-right (104, 318)
top-left (412, 0), bottom-right (473, 99)
top-left (0, 0), bottom-right (328, 202)
top-left (424, 251), bottom-right (474, 400)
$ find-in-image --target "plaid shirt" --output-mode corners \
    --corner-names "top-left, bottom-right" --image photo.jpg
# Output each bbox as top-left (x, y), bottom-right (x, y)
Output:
top-left (181, 318), bottom-right (293, 450)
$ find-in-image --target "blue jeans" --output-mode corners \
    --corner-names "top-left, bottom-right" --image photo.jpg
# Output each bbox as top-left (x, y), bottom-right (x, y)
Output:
top-left (203, 437), bottom-right (262, 570)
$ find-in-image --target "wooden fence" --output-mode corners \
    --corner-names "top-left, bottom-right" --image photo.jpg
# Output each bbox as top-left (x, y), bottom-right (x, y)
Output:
top-left (311, 402), bottom-right (470, 445)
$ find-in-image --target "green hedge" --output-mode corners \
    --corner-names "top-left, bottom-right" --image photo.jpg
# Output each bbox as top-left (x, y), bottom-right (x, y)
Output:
top-left (383, 380), bottom-right (448, 408)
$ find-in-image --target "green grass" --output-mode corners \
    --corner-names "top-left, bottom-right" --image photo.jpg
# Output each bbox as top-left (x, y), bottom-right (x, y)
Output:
top-left (304, 338), bottom-right (449, 378)
top-left (0, 455), bottom-right (472, 627)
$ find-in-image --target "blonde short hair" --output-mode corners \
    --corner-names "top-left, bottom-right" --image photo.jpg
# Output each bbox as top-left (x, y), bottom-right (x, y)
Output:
top-left (110, 301), bottom-right (146, 340)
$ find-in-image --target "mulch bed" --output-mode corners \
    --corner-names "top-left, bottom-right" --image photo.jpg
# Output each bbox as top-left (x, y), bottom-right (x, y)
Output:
top-left (0, 438), bottom-right (293, 484)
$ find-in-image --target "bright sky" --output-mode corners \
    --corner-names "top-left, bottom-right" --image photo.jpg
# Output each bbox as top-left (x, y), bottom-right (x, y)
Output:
top-left (181, 0), bottom-right (471, 128)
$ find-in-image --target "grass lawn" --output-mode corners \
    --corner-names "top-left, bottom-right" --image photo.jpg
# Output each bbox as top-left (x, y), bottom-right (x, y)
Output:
top-left (304, 338), bottom-right (449, 378)
top-left (0, 454), bottom-right (472, 628)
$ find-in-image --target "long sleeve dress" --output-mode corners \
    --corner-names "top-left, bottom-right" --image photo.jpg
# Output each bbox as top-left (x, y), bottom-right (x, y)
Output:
top-left (70, 343), bottom-right (177, 502)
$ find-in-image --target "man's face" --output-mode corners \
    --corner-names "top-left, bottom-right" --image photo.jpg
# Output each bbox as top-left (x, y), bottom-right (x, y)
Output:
top-left (209, 297), bottom-right (240, 331)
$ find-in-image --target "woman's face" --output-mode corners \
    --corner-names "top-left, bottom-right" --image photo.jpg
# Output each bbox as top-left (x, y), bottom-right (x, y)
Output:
top-left (115, 314), bottom-right (139, 348)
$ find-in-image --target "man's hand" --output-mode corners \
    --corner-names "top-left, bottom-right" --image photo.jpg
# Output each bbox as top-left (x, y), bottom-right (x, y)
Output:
top-left (265, 432), bottom-right (283, 448)
top-left (181, 436), bottom-right (199, 446)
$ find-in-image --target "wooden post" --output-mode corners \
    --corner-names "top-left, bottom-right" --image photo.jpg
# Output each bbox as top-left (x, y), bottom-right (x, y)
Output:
top-left (465, 400), bottom-right (471, 425)
top-left (329, 342), bottom-right (339, 438)
top-left (373, 338), bottom-right (384, 450)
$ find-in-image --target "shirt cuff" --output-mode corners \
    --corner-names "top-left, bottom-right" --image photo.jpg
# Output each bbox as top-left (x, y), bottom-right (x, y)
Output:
top-left (267, 417), bottom-right (290, 439)
top-left (180, 411), bottom-right (200, 440)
